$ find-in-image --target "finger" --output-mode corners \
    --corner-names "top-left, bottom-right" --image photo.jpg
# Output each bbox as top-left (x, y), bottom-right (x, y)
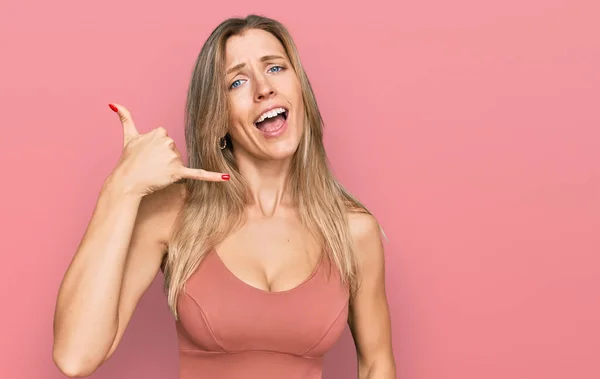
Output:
top-left (172, 144), bottom-right (183, 161)
top-left (168, 139), bottom-right (177, 151)
top-left (177, 166), bottom-right (230, 182)
top-left (154, 126), bottom-right (168, 137)
top-left (109, 103), bottom-right (139, 146)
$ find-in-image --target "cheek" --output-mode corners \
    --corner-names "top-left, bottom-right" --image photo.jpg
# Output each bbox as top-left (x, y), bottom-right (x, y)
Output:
top-left (229, 91), bottom-right (253, 122)
top-left (293, 94), bottom-right (305, 125)
top-left (225, 105), bottom-right (246, 138)
top-left (228, 114), bottom-right (250, 139)
top-left (292, 83), bottom-right (304, 113)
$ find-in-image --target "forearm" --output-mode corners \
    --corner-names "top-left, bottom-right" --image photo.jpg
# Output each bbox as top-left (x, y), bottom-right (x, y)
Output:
top-left (53, 175), bottom-right (142, 368)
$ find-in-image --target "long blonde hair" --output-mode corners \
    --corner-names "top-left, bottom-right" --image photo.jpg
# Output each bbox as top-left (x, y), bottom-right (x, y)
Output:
top-left (164, 14), bottom-right (374, 318)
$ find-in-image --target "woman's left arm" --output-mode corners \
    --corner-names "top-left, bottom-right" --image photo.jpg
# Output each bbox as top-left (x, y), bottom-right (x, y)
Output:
top-left (348, 212), bottom-right (397, 379)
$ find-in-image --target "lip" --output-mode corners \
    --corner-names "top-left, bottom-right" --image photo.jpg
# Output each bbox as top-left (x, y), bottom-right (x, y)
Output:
top-left (258, 116), bottom-right (288, 138)
top-left (253, 104), bottom-right (289, 125)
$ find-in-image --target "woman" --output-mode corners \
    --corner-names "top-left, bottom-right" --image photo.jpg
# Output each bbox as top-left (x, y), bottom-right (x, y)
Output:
top-left (53, 14), bottom-right (396, 379)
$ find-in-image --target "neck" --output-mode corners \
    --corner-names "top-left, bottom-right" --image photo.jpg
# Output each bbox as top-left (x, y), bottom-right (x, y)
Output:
top-left (234, 150), bottom-right (294, 217)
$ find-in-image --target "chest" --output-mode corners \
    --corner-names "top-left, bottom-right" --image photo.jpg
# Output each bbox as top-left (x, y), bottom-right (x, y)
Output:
top-left (176, 251), bottom-right (349, 357)
top-left (215, 212), bottom-right (322, 293)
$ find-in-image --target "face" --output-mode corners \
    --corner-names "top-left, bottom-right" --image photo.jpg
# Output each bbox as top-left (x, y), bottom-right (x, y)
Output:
top-left (223, 29), bottom-right (304, 161)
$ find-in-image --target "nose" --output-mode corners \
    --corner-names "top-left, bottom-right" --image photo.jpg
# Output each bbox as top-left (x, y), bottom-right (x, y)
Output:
top-left (254, 74), bottom-right (276, 102)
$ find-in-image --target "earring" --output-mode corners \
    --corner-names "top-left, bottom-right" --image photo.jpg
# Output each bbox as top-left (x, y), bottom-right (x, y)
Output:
top-left (219, 137), bottom-right (227, 150)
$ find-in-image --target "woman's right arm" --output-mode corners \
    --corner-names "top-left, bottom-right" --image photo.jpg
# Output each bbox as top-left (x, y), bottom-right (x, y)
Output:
top-left (52, 104), bottom-right (228, 377)
top-left (52, 174), bottom-right (182, 378)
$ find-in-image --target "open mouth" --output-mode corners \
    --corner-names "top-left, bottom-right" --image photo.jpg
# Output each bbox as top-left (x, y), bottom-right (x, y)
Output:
top-left (254, 107), bottom-right (288, 132)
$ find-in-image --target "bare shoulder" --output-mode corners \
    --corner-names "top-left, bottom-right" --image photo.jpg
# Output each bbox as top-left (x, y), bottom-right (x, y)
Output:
top-left (347, 211), bottom-right (381, 242)
top-left (135, 183), bottom-right (187, 247)
top-left (347, 211), bottom-right (385, 264)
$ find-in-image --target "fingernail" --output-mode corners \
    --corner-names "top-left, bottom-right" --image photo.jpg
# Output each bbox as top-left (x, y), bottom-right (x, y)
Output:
top-left (109, 104), bottom-right (118, 112)
top-left (222, 174), bottom-right (230, 180)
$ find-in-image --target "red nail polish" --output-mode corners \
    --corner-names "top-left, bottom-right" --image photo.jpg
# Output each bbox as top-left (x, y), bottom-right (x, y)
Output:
top-left (222, 174), bottom-right (230, 180)
top-left (109, 104), bottom-right (118, 112)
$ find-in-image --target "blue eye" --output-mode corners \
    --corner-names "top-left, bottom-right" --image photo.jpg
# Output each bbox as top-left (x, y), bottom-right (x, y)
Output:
top-left (229, 66), bottom-right (284, 90)
top-left (230, 79), bottom-right (244, 89)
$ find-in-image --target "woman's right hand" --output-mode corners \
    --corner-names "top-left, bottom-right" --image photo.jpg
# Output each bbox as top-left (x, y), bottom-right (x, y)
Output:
top-left (108, 103), bottom-right (229, 198)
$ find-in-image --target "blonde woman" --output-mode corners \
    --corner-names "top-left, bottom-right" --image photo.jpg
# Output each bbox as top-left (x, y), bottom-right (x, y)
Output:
top-left (53, 14), bottom-right (396, 379)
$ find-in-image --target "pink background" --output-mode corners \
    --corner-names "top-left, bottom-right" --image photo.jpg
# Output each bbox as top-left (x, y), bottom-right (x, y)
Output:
top-left (1, 0), bottom-right (599, 378)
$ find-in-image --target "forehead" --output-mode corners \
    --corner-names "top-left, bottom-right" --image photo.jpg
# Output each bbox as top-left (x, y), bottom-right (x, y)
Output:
top-left (224, 29), bottom-right (286, 66)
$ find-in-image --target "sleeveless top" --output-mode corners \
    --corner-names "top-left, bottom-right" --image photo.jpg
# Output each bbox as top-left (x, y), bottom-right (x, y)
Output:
top-left (174, 249), bottom-right (349, 379)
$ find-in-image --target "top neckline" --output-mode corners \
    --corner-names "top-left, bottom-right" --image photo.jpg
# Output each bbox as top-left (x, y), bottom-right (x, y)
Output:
top-left (210, 248), bottom-right (325, 295)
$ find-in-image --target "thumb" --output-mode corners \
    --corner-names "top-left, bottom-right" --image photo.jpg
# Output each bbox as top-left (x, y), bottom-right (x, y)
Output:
top-left (109, 103), bottom-right (139, 147)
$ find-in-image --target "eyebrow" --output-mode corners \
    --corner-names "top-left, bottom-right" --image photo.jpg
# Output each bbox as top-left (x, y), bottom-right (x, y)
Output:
top-left (226, 55), bottom-right (286, 75)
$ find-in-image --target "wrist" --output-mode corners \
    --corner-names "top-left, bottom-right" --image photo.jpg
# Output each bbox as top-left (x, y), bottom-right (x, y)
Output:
top-left (102, 169), bottom-right (144, 202)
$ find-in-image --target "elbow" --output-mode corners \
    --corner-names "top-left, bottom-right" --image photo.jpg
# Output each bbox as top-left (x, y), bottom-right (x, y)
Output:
top-left (52, 347), bottom-right (101, 378)
top-left (358, 355), bottom-right (397, 379)
top-left (51, 320), bottom-right (117, 377)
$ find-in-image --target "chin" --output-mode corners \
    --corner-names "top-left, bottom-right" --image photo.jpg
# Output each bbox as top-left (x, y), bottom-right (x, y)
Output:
top-left (263, 139), bottom-right (301, 161)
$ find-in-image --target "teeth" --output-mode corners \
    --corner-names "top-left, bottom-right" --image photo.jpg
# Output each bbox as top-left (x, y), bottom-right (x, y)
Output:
top-left (255, 107), bottom-right (286, 123)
